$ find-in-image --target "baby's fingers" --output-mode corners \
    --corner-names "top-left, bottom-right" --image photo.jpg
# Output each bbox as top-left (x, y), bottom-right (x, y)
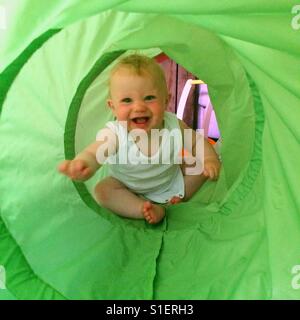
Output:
top-left (73, 166), bottom-right (91, 180)
top-left (78, 167), bottom-right (92, 181)
top-left (73, 160), bottom-right (85, 172)
top-left (68, 161), bottom-right (82, 178)
top-left (212, 168), bottom-right (218, 180)
top-left (208, 167), bottom-right (215, 180)
top-left (204, 166), bottom-right (218, 180)
top-left (69, 160), bottom-right (91, 180)
top-left (203, 168), bottom-right (209, 177)
top-left (211, 166), bottom-right (220, 180)
top-left (58, 160), bottom-right (84, 179)
top-left (58, 160), bottom-right (71, 174)
top-left (82, 167), bottom-right (91, 177)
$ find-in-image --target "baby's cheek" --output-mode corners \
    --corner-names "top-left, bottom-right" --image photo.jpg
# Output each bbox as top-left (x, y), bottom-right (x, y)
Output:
top-left (152, 103), bottom-right (165, 114)
top-left (116, 109), bottom-right (129, 121)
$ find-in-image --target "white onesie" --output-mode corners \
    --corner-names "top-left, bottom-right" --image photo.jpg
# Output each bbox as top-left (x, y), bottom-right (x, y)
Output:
top-left (97, 111), bottom-right (185, 204)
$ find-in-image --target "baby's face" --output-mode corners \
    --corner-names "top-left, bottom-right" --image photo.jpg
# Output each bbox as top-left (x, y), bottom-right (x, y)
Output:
top-left (107, 67), bottom-right (168, 133)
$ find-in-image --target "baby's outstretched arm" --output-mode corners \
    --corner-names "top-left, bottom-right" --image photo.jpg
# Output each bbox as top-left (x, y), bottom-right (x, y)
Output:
top-left (58, 128), bottom-right (118, 181)
top-left (58, 142), bottom-right (101, 181)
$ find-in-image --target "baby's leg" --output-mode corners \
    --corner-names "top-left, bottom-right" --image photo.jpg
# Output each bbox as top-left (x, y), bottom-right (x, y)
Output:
top-left (182, 174), bottom-right (208, 201)
top-left (94, 177), bottom-right (165, 223)
top-left (169, 173), bottom-right (207, 204)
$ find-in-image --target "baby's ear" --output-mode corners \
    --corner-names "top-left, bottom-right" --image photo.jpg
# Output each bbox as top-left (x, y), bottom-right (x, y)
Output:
top-left (107, 99), bottom-right (114, 110)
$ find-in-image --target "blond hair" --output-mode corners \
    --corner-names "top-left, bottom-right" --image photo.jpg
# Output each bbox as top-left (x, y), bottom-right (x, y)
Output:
top-left (109, 54), bottom-right (168, 97)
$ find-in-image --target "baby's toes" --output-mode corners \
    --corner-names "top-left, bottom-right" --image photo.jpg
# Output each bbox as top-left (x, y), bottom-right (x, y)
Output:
top-left (143, 201), bottom-right (152, 213)
top-left (147, 217), bottom-right (154, 224)
top-left (147, 216), bottom-right (155, 224)
top-left (144, 213), bottom-right (153, 223)
top-left (171, 196), bottom-right (182, 204)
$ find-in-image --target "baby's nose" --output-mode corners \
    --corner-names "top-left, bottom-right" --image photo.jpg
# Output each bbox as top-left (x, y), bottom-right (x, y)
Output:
top-left (134, 100), bottom-right (147, 110)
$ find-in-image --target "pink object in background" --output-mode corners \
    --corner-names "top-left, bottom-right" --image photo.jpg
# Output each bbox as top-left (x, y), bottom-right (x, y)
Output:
top-left (198, 84), bottom-right (220, 139)
top-left (177, 79), bottom-right (220, 139)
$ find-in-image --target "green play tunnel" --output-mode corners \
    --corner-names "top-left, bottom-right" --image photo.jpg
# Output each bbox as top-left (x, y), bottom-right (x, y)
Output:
top-left (0, 1), bottom-right (300, 299)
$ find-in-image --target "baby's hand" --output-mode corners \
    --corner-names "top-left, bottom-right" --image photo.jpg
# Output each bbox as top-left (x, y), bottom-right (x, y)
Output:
top-left (58, 159), bottom-right (93, 181)
top-left (203, 157), bottom-right (221, 180)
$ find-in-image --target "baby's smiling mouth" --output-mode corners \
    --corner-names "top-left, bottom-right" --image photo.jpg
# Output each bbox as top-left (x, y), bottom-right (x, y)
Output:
top-left (131, 116), bottom-right (150, 124)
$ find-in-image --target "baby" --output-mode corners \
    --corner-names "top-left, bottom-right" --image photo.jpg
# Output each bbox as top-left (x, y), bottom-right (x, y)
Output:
top-left (58, 54), bottom-right (221, 224)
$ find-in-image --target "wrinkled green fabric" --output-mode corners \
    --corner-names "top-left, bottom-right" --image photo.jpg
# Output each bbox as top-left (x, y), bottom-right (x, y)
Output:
top-left (0, 1), bottom-right (300, 299)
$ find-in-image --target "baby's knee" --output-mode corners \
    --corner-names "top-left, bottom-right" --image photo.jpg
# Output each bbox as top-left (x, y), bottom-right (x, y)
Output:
top-left (94, 182), bottom-right (110, 205)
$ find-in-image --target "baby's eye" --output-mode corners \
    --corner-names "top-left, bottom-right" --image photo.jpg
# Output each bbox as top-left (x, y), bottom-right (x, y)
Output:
top-left (144, 95), bottom-right (156, 101)
top-left (121, 98), bottom-right (132, 104)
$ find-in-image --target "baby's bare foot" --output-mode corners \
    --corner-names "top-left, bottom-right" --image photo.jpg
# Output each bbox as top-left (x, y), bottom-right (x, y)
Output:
top-left (168, 196), bottom-right (182, 205)
top-left (142, 201), bottom-right (165, 224)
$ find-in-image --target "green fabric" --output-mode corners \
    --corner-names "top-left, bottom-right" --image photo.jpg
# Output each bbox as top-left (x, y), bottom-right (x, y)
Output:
top-left (0, 29), bottom-right (61, 111)
top-left (0, 219), bottom-right (65, 300)
top-left (0, 1), bottom-right (300, 299)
